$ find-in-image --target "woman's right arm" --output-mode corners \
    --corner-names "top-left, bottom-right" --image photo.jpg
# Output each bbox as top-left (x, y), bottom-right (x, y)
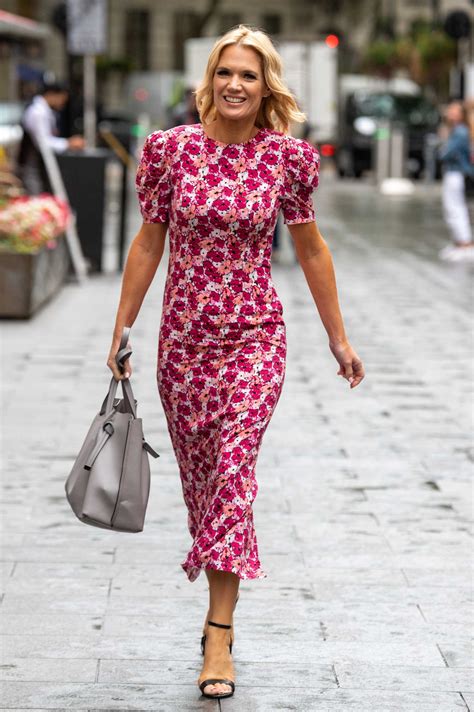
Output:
top-left (107, 222), bottom-right (168, 380)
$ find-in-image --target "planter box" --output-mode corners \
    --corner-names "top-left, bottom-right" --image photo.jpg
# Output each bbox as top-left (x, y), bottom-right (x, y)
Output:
top-left (0, 237), bottom-right (70, 318)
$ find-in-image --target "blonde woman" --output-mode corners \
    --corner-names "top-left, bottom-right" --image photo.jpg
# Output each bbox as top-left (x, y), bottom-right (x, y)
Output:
top-left (107, 25), bottom-right (365, 700)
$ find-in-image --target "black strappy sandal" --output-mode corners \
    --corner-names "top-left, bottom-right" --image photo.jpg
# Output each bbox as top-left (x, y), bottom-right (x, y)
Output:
top-left (201, 592), bottom-right (239, 655)
top-left (198, 621), bottom-right (235, 700)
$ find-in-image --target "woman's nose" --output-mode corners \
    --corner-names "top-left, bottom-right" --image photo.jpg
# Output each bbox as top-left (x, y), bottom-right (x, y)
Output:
top-left (228, 74), bottom-right (242, 90)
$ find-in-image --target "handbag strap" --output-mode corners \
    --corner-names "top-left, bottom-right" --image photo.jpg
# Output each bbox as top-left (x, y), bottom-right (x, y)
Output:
top-left (100, 327), bottom-right (136, 417)
top-left (115, 326), bottom-right (132, 372)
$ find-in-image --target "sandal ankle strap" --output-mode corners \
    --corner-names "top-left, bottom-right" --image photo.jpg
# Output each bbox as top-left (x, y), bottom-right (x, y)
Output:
top-left (207, 620), bottom-right (232, 629)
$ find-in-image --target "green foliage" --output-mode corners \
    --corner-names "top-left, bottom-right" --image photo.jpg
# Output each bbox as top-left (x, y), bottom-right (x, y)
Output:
top-left (415, 30), bottom-right (456, 69)
top-left (363, 40), bottom-right (398, 74)
top-left (409, 18), bottom-right (439, 38)
top-left (96, 56), bottom-right (135, 75)
top-left (365, 40), bottom-right (397, 66)
top-left (362, 24), bottom-right (456, 96)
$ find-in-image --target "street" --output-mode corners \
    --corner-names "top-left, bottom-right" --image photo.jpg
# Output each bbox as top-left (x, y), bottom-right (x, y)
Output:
top-left (1, 175), bottom-right (473, 711)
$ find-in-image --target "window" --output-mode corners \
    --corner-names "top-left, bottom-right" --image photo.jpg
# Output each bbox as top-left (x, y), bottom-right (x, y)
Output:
top-left (262, 14), bottom-right (281, 36)
top-left (125, 10), bottom-right (149, 71)
top-left (218, 14), bottom-right (241, 34)
top-left (173, 12), bottom-right (199, 70)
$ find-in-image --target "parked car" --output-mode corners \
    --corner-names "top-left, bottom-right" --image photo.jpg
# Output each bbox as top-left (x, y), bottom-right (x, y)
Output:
top-left (336, 91), bottom-right (440, 179)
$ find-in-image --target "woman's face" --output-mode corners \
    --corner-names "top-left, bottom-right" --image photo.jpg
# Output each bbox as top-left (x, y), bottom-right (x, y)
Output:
top-left (445, 102), bottom-right (463, 124)
top-left (212, 44), bottom-right (269, 123)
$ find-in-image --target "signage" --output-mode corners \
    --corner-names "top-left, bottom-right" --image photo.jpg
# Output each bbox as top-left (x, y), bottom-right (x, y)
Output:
top-left (67, 0), bottom-right (107, 55)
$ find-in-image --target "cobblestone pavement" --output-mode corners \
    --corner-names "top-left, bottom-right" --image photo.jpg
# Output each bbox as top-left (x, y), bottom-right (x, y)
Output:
top-left (1, 176), bottom-right (473, 711)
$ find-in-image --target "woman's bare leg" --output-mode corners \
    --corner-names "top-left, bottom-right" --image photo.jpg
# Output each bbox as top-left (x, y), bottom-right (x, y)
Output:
top-left (198, 569), bottom-right (240, 696)
top-left (203, 569), bottom-right (240, 640)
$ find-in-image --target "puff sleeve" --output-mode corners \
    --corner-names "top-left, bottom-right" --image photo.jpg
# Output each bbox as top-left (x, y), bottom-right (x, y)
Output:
top-left (281, 136), bottom-right (320, 225)
top-left (135, 130), bottom-right (172, 223)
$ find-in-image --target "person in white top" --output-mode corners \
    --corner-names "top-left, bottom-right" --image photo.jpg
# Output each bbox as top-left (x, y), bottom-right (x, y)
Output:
top-left (17, 83), bottom-right (85, 195)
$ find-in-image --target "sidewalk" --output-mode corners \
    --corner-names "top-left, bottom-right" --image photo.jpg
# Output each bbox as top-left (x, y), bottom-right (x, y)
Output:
top-left (1, 177), bottom-right (473, 711)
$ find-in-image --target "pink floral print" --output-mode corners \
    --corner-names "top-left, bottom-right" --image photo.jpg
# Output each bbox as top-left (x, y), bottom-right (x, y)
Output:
top-left (136, 123), bottom-right (320, 581)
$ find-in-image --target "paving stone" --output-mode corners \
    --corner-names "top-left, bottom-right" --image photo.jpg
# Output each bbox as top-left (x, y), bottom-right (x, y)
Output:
top-left (232, 639), bottom-right (443, 666)
top-left (97, 659), bottom-right (336, 688)
top-left (334, 662), bottom-right (473, 692)
top-left (418, 602), bottom-right (474, 626)
top-left (0, 682), bottom-right (217, 710)
top-left (319, 620), bottom-right (472, 644)
top-left (402, 567), bottom-right (473, 587)
top-left (1, 593), bottom-right (109, 615)
top-left (461, 692), bottom-right (474, 710)
top-left (219, 688), bottom-right (468, 711)
top-left (2, 547), bottom-right (115, 564)
top-left (304, 599), bottom-right (425, 627)
top-left (437, 641), bottom-right (474, 668)
top-left (0, 657), bottom-right (97, 683)
top-left (0, 613), bottom-right (105, 636)
top-left (2, 577), bottom-right (110, 596)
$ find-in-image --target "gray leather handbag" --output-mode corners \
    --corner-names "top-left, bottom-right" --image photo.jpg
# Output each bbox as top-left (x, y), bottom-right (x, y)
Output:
top-left (65, 327), bottom-right (159, 533)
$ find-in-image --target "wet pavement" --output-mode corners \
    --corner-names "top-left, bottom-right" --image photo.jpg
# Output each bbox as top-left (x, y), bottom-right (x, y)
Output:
top-left (1, 175), bottom-right (473, 711)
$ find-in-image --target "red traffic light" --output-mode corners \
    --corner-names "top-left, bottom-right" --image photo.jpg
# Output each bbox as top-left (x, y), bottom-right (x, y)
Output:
top-left (320, 143), bottom-right (335, 157)
top-left (325, 34), bottom-right (339, 48)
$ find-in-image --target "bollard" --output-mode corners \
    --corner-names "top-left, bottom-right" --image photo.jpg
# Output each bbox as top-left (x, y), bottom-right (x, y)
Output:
top-left (423, 132), bottom-right (439, 183)
top-left (373, 120), bottom-right (391, 184)
top-left (390, 123), bottom-right (407, 179)
top-left (375, 120), bottom-right (415, 196)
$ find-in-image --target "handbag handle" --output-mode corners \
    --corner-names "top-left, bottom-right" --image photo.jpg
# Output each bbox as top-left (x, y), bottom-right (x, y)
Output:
top-left (100, 327), bottom-right (136, 417)
top-left (115, 326), bottom-right (132, 373)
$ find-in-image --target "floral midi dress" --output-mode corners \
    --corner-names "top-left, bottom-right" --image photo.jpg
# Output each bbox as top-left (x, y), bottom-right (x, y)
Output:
top-left (135, 123), bottom-right (320, 582)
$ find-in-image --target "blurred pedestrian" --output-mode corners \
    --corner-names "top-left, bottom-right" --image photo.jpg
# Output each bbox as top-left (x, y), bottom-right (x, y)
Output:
top-left (169, 86), bottom-right (200, 127)
top-left (438, 100), bottom-right (474, 261)
top-left (107, 24), bottom-right (365, 702)
top-left (16, 82), bottom-right (85, 195)
top-left (464, 97), bottom-right (474, 198)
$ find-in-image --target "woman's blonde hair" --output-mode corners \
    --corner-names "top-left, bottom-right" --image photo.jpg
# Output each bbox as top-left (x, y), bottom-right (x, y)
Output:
top-left (195, 25), bottom-right (306, 134)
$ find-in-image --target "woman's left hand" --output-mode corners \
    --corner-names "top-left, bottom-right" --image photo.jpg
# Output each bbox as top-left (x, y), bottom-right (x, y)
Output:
top-left (329, 340), bottom-right (365, 389)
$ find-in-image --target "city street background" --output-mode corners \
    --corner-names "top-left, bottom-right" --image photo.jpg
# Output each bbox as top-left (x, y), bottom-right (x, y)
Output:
top-left (1, 173), bottom-right (473, 710)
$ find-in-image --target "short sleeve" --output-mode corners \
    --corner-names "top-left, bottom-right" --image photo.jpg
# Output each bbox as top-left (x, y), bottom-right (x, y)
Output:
top-left (281, 137), bottom-right (320, 225)
top-left (135, 130), bottom-right (172, 223)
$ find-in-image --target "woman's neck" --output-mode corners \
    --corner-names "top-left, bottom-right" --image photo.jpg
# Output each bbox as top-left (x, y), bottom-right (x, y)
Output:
top-left (204, 117), bottom-right (259, 144)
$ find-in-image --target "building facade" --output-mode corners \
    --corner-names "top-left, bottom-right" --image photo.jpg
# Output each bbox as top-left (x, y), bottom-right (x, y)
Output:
top-left (2, 0), bottom-right (472, 73)
top-left (1, 0), bottom-right (472, 108)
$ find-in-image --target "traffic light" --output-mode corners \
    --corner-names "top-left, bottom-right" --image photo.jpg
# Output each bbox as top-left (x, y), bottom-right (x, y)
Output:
top-left (325, 34), bottom-right (339, 49)
top-left (443, 10), bottom-right (471, 40)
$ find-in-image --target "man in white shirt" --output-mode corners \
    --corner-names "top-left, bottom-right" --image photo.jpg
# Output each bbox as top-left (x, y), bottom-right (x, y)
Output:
top-left (17, 83), bottom-right (85, 195)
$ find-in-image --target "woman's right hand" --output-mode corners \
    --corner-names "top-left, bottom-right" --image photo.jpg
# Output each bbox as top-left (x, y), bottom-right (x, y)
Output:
top-left (107, 337), bottom-right (132, 381)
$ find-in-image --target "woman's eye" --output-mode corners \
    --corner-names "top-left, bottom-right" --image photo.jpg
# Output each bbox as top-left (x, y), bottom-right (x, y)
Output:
top-left (216, 69), bottom-right (256, 79)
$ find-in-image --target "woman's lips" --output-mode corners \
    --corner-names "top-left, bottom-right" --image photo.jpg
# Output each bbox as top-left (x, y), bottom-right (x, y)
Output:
top-left (223, 96), bottom-right (246, 104)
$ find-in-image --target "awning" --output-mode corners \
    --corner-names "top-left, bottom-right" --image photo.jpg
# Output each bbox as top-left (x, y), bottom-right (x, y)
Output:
top-left (0, 10), bottom-right (50, 40)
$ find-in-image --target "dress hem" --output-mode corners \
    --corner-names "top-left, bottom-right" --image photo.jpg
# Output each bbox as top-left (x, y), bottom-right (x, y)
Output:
top-left (181, 559), bottom-right (268, 583)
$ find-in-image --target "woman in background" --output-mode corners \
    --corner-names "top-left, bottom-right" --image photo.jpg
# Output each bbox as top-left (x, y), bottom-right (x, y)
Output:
top-left (438, 100), bottom-right (474, 261)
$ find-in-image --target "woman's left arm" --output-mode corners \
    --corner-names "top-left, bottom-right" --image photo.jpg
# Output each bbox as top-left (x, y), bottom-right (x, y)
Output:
top-left (288, 220), bottom-right (365, 389)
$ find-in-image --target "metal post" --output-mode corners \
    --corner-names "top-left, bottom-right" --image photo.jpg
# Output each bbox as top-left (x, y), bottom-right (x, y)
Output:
top-left (84, 54), bottom-right (96, 148)
top-left (423, 133), bottom-right (439, 183)
top-left (390, 123), bottom-right (407, 179)
top-left (374, 120), bottom-right (391, 184)
top-left (118, 160), bottom-right (128, 272)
